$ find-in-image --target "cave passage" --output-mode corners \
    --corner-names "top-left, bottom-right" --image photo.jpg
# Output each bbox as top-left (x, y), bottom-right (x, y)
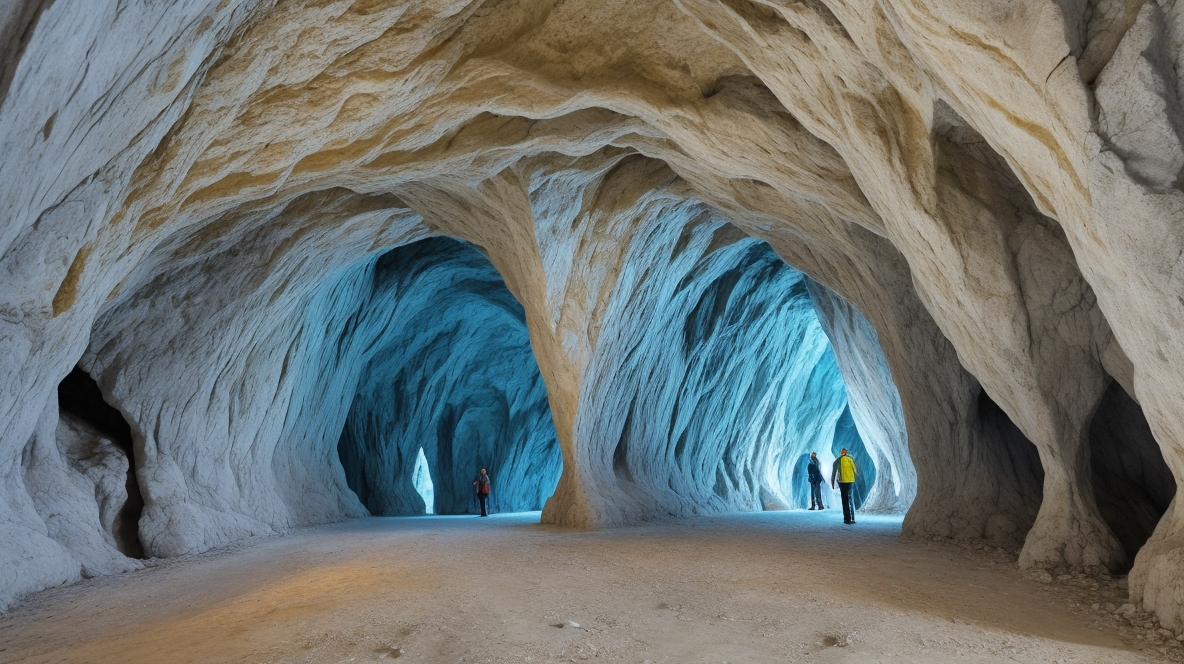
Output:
top-left (571, 219), bottom-right (909, 518)
top-left (336, 238), bottom-right (563, 516)
top-left (333, 232), bottom-right (904, 521)
top-left (14, 0), bottom-right (1184, 640)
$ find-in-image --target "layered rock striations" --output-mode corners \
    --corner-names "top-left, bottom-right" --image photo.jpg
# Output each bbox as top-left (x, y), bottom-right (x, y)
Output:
top-left (1, 0), bottom-right (1183, 630)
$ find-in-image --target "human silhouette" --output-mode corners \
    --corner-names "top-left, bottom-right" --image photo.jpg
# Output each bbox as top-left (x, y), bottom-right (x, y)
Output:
top-left (830, 448), bottom-right (858, 524)
top-left (473, 468), bottom-right (491, 517)
top-left (807, 452), bottom-right (826, 510)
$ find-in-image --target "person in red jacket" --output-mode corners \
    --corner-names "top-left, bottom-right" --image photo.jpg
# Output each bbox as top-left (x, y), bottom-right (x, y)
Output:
top-left (473, 468), bottom-right (491, 517)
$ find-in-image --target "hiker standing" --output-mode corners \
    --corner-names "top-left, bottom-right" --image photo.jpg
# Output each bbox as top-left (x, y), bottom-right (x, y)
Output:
top-left (473, 468), bottom-right (491, 517)
top-left (830, 449), bottom-right (858, 524)
top-left (807, 452), bottom-right (826, 510)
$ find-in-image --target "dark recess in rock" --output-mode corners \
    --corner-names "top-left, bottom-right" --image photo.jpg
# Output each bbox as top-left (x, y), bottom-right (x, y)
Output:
top-left (57, 366), bottom-right (144, 559)
top-left (976, 387), bottom-right (1045, 540)
top-left (1090, 379), bottom-right (1177, 568)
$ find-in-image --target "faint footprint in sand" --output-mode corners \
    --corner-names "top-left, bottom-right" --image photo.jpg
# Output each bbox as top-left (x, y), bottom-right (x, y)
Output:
top-left (821, 632), bottom-right (853, 647)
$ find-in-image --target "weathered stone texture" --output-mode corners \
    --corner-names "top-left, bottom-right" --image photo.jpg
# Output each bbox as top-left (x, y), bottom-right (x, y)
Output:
top-left (1, 0), bottom-right (1184, 630)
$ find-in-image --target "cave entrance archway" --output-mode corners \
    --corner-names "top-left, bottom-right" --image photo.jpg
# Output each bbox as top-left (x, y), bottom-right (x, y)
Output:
top-left (573, 214), bottom-right (916, 519)
top-left (411, 447), bottom-right (434, 515)
top-left (334, 237), bottom-right (563, 517)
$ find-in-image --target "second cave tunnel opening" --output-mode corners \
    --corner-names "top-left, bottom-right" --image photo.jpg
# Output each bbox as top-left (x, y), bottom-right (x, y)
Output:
top-left (572, 214), bottom-right (912, 518)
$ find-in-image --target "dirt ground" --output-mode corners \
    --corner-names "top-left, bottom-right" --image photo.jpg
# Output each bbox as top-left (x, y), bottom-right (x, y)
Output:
top-left (1, 511), bottom-right (1180, 663)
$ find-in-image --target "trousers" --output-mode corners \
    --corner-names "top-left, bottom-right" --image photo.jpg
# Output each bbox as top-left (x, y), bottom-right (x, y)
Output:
top-left (478, 493), bottom-right (489, 516)
top-left (810, 482), bottom-right (824, 509)
top-left (838, 482), bottom-right (855, 523)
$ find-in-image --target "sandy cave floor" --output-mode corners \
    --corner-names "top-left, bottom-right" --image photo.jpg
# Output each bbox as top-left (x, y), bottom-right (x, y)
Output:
top-left (1, 511), bottom-right (1180, 663)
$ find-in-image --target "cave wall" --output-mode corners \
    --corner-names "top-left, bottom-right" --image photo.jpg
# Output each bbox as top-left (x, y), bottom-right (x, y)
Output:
top-left (3, 0), bottom-right (1184, 629)
top-left (72, 190), bottom-right (435, 559)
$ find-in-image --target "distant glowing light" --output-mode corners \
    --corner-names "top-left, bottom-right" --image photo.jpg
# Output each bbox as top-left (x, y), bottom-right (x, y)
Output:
top-left (413, 447), bottom-right (434, 514)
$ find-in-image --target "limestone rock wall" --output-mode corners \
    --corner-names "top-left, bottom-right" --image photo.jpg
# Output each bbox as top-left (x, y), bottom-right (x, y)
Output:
top-left (2, 0), bottom-right (1184, 629)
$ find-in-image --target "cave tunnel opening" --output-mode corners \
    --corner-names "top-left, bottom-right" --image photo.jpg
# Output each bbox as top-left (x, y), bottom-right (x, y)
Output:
top-left (1089, 378), bottom-right (1176, 569)
top-left (56, 366), bottom-right (145, 559)
top-left (593, 218), bottom-right (913, 519)
top-left (412, 447), bottom-right (435, 514)
top-left (787, 409), bottom-right (878, 512)
top-left (335, 237), bottom-right (562, 517)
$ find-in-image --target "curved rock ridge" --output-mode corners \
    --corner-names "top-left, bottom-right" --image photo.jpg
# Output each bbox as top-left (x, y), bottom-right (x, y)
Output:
top-left (1, 0), bottom-right (1183, 629)
top-left (337, 237), bottom-right (562, 516)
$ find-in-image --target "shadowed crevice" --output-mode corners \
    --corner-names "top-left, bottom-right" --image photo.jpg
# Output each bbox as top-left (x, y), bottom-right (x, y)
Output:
top-left (57, 366), bottom-right (144, 559)
top-left (1090, 379), bottom-right (1176, 568)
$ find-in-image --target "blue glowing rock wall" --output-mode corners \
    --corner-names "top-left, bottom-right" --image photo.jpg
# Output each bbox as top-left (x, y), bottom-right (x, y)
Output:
top-left (336, 238), bottom-right (562, 515)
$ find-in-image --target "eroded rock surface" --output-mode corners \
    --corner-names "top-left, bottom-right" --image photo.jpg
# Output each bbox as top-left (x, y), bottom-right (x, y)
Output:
top-left (1, 0), bottom-right (1183, 630)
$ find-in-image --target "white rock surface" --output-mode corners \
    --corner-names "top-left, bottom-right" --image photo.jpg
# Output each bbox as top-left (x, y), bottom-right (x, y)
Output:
top-left (1, 0), bottom-right (1184, 630)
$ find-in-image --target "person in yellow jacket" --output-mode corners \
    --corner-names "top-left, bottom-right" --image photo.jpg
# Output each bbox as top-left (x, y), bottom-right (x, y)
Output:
top-left (830, 448), bottom-right (859, 524)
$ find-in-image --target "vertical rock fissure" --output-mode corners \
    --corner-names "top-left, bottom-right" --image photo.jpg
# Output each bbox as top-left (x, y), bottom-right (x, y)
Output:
top-left (613, 401), bottom-right (636, 483)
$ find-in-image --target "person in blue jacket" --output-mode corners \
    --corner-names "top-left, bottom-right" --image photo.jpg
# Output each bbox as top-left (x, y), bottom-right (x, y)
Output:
top-left (806, 452), bottom-right (826, 510)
